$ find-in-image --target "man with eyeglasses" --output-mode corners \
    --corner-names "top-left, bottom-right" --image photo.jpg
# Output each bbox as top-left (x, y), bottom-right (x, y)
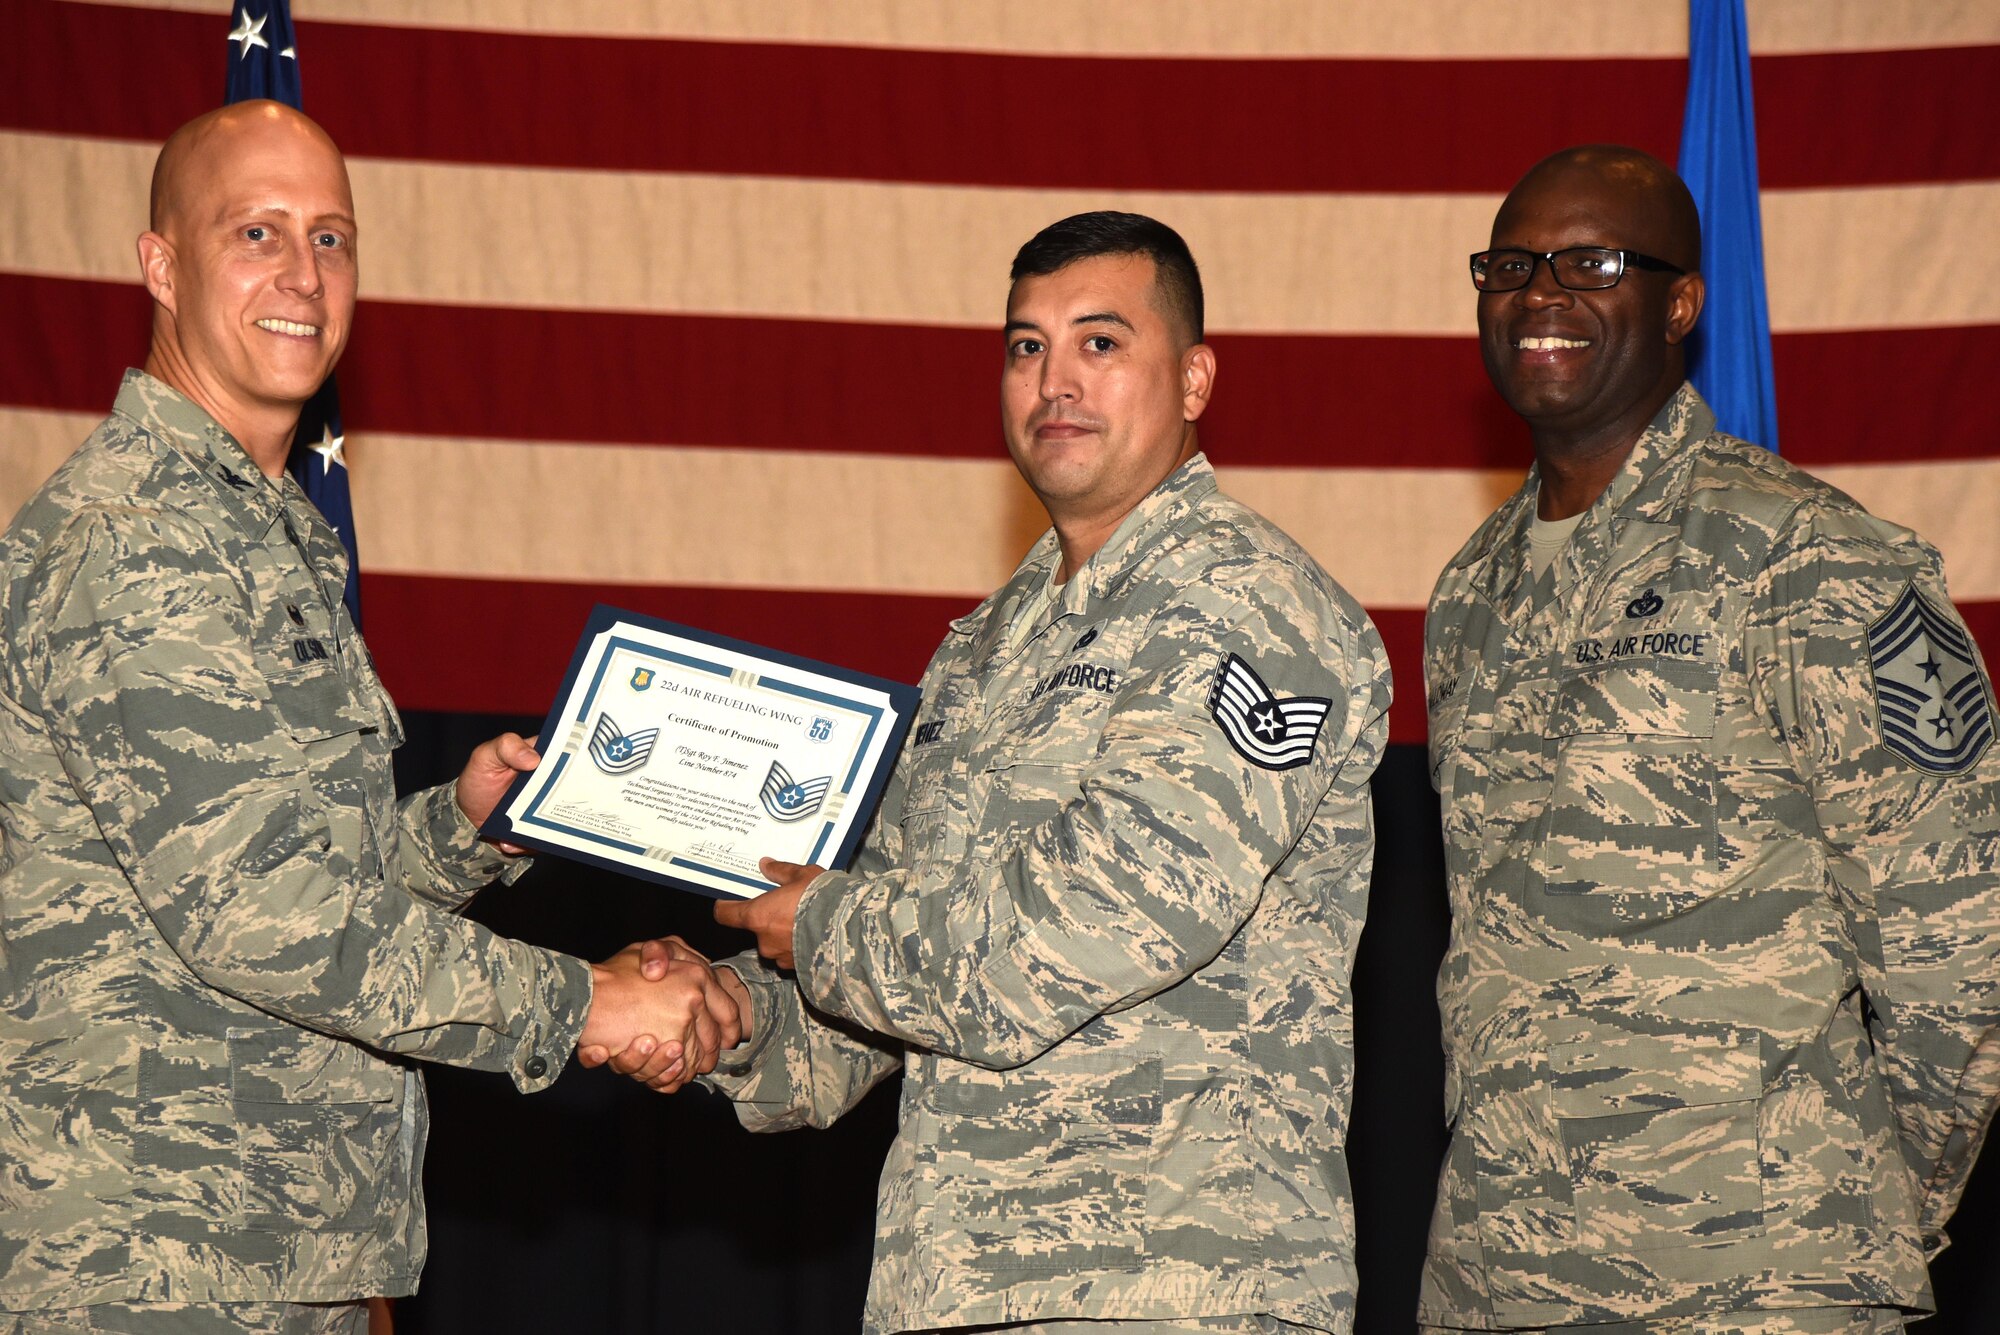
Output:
top-left (1418, 145), bottom-right (2000, 1334)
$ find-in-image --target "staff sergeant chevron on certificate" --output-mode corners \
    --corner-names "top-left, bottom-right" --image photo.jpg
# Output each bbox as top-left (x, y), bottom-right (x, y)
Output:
top-left (482, 607), bottom-right (919, 899)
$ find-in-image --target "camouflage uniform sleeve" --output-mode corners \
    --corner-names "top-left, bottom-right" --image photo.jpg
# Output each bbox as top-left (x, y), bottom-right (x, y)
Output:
top-left (700, 763), bottom-right (909, 1128)
top-left (793, 554), bottom-right (1383, 1070)
top-left (393, 780), bottom-right (532, 910)
top-left (26, 506), bottom-right (591, 1092)
top-left (699, 950), bottom-right (903, 1131)
top-left (1748, 501), bottom-right (2000, 1253)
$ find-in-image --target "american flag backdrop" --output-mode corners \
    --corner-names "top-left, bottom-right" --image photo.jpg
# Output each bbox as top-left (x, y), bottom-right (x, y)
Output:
top-left (5, 7), bottom-right (2000, 1330)
top-left (2, 0), bottom-right (1997, 745)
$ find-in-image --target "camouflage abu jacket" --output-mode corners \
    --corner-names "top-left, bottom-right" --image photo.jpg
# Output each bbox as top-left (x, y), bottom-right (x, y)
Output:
top-left (1421, 384), bottom-right (2000, 1327)
top-left (706, 455), bottom-right (1391, 1333)
top-left (0, 373), bottom-right (592, 1309)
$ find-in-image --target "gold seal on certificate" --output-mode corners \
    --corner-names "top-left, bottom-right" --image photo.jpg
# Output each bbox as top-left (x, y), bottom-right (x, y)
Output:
top-left (482, 607), bottom-right (920, 898)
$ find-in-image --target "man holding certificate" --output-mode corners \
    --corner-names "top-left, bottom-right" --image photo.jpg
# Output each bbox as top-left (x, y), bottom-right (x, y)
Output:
top-left (621, 213), bottom-right (1393, 1332)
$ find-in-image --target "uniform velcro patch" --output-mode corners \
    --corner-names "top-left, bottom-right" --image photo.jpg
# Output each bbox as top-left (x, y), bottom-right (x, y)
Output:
top-left (1867, 584), bottom-right (1994, 775)
top-left (1207, 653), bottom-right (1331, 771)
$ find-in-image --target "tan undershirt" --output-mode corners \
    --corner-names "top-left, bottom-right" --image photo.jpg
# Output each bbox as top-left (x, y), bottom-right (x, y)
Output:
top-left (1527, 508), bottom-right (1587, 580)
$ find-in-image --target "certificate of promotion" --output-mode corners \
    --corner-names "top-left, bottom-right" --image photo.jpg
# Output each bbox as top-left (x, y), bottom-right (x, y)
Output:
top-left (482, 607), bottom-right (920, 899)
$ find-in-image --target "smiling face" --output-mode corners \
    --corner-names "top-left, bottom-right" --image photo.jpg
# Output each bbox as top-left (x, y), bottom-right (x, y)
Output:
top-left (1001, 253), bottom-right (1212, 561)
top-left (140, 103), bottom-right (356, 467)
top-left (1478, 155), bottom-right (1703, 457)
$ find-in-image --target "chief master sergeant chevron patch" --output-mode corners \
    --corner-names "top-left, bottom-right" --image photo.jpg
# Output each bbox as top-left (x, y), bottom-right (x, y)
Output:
top-left (1868, 583), bottom-right (1995, 775)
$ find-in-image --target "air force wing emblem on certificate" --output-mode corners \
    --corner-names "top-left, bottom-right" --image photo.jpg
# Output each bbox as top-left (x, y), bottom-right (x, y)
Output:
top-left (761, 761), bottom-right (832, 822)
top-left (1868, 584), bottom-right (1994, 774)
top-left (588, 713), bottom-right (660, 775)
top-left (1208, 653), bottom-right (1331, 771)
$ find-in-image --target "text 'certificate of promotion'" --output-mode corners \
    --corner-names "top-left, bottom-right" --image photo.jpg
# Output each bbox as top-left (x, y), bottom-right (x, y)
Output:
top-left (482, 607), bottom-right (920, 899)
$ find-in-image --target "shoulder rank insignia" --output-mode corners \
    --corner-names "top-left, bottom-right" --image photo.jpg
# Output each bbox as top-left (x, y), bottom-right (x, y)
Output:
top-left (588, 713), bottom-right (660, 775)
top-left (761, 760), bottom-right (832, 822)
top-left (1867, 584), bottom-right (1994, 775)
top-left (1207, 653), bottom-right (1332, 771)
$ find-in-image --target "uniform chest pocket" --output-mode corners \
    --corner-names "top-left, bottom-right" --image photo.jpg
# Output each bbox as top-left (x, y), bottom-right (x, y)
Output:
top-left (896, 728), bottom-right (961, 867)
top-left (1428, 670), bottom-right (1468, 785)
top-left (1428, 681), bottom-right (1488, 815)
top-left (980, 738), bottom-right (1096, 838)
top-left (1551, 1031), bottom-right (1765, 1254)
top-left (901, 741), bottom-right (955, 821)
top-left (255, 652), bottom-right (375, 745)
top-left (1532, 660), bottom-right (1721, 923)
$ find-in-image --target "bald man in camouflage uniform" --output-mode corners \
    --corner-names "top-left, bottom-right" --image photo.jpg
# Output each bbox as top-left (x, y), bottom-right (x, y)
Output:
top-left (684, 214), bottom-right (1390, 1333)
top-left (1420, 147), bottom-right (2000, 1334)
top-left (0, 103), bottom-right (721, 1335)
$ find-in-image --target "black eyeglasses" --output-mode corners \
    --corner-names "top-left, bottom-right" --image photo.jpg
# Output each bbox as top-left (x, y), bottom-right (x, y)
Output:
top-left (1469, 247), bottom-right (1687, 292)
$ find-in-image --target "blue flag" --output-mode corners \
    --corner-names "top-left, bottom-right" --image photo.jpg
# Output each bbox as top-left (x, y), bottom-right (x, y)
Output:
top-left (223, 2), bottom-right (362, 624)
top-left (1677, 0), bottom-right (1779, 453)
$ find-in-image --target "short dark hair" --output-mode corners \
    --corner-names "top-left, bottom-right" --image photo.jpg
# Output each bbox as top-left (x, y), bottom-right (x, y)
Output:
top-left (1009, 211), bottom-right (1204, 345)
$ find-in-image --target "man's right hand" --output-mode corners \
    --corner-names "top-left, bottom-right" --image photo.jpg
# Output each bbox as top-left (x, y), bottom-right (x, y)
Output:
top-left (576, 943), bottom-right (733, 1094)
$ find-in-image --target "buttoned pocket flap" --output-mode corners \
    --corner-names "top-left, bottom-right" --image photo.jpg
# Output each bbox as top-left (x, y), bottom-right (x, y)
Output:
top-left (1551, 1032), bottom-right (1761, 1118)
top-left (925, 1052), bottom-right (1161, 1126)
top-left (982, 733), bottom-right (1097, 773)
top-left (257, 656), bottom-right (375, 744)
top-left (229, 1026), bottom-right (400, 1105)
top-left (1552, 660), bottom-right (1719, 740)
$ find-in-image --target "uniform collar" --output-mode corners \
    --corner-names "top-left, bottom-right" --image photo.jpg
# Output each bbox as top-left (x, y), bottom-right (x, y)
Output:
top-left (111, 368), bottom-right (300, 540)
top-left (949, 452), bottom-right (1218, 636)
top-left (1453, 383), bottom-right (1714, 618)
top-left (1576, 380), bottom-right (1712, 528)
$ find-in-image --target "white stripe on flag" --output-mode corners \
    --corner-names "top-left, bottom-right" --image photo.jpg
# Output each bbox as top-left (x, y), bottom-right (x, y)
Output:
top-left (5, 409), bottom-right (1999, 606)
top-left (5, 132), bottom-right (1999, 336)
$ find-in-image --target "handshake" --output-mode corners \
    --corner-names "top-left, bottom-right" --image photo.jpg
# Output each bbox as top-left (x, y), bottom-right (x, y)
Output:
top-left (566, 856), bottom-right (821, 1090)
top-left (574, 936), bottom-right (751, 1092)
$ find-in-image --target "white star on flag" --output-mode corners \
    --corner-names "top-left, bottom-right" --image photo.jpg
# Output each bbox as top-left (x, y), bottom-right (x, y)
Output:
top-left (227, 9), bottom-right (269, 58)
top-left (311, 424), bottom-right (347, 474)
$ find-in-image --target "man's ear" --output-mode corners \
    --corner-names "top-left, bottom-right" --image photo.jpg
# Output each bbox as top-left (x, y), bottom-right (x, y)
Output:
top-left (1664, 271), bottom-right (1705, 346)
top-left (1182, 343), bottom-right (1216, 423)
top-left (138, 232), bottom-right (177, 316)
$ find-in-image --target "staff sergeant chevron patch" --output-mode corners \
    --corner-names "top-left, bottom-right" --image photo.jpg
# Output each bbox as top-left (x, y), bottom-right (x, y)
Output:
top-left (1867, 584), bottom-right (1994, 775)
top-left (588, 712), bottom-right (660, 775)
top-left (1207, 652), bottom-right (1332, 771)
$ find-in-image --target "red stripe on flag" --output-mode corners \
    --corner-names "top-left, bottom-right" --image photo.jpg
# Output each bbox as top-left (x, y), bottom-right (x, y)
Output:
top-left (1373, 605), bottom-right (1429, 744)
top-left (360, 574), bottom-right (1999, 749)
top-left (3, 2), bottom-right (1994, 192)
top-left (361, 575), bottom-right (966, 716)
top-left (5, 274), bottom-right (1996, 470)
top-left (359, 573), bottom-right (1435, 742)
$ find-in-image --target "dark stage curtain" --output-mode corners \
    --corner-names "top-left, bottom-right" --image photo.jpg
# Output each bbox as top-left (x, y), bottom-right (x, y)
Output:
top-left (392, 712), bottom-right (1999, 1334)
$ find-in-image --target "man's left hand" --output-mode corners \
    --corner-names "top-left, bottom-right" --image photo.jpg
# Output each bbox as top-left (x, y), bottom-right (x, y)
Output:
top-left (713, 858), bottom-right (823, 970)
top-left (456, 732), bottom-right (540, 853)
